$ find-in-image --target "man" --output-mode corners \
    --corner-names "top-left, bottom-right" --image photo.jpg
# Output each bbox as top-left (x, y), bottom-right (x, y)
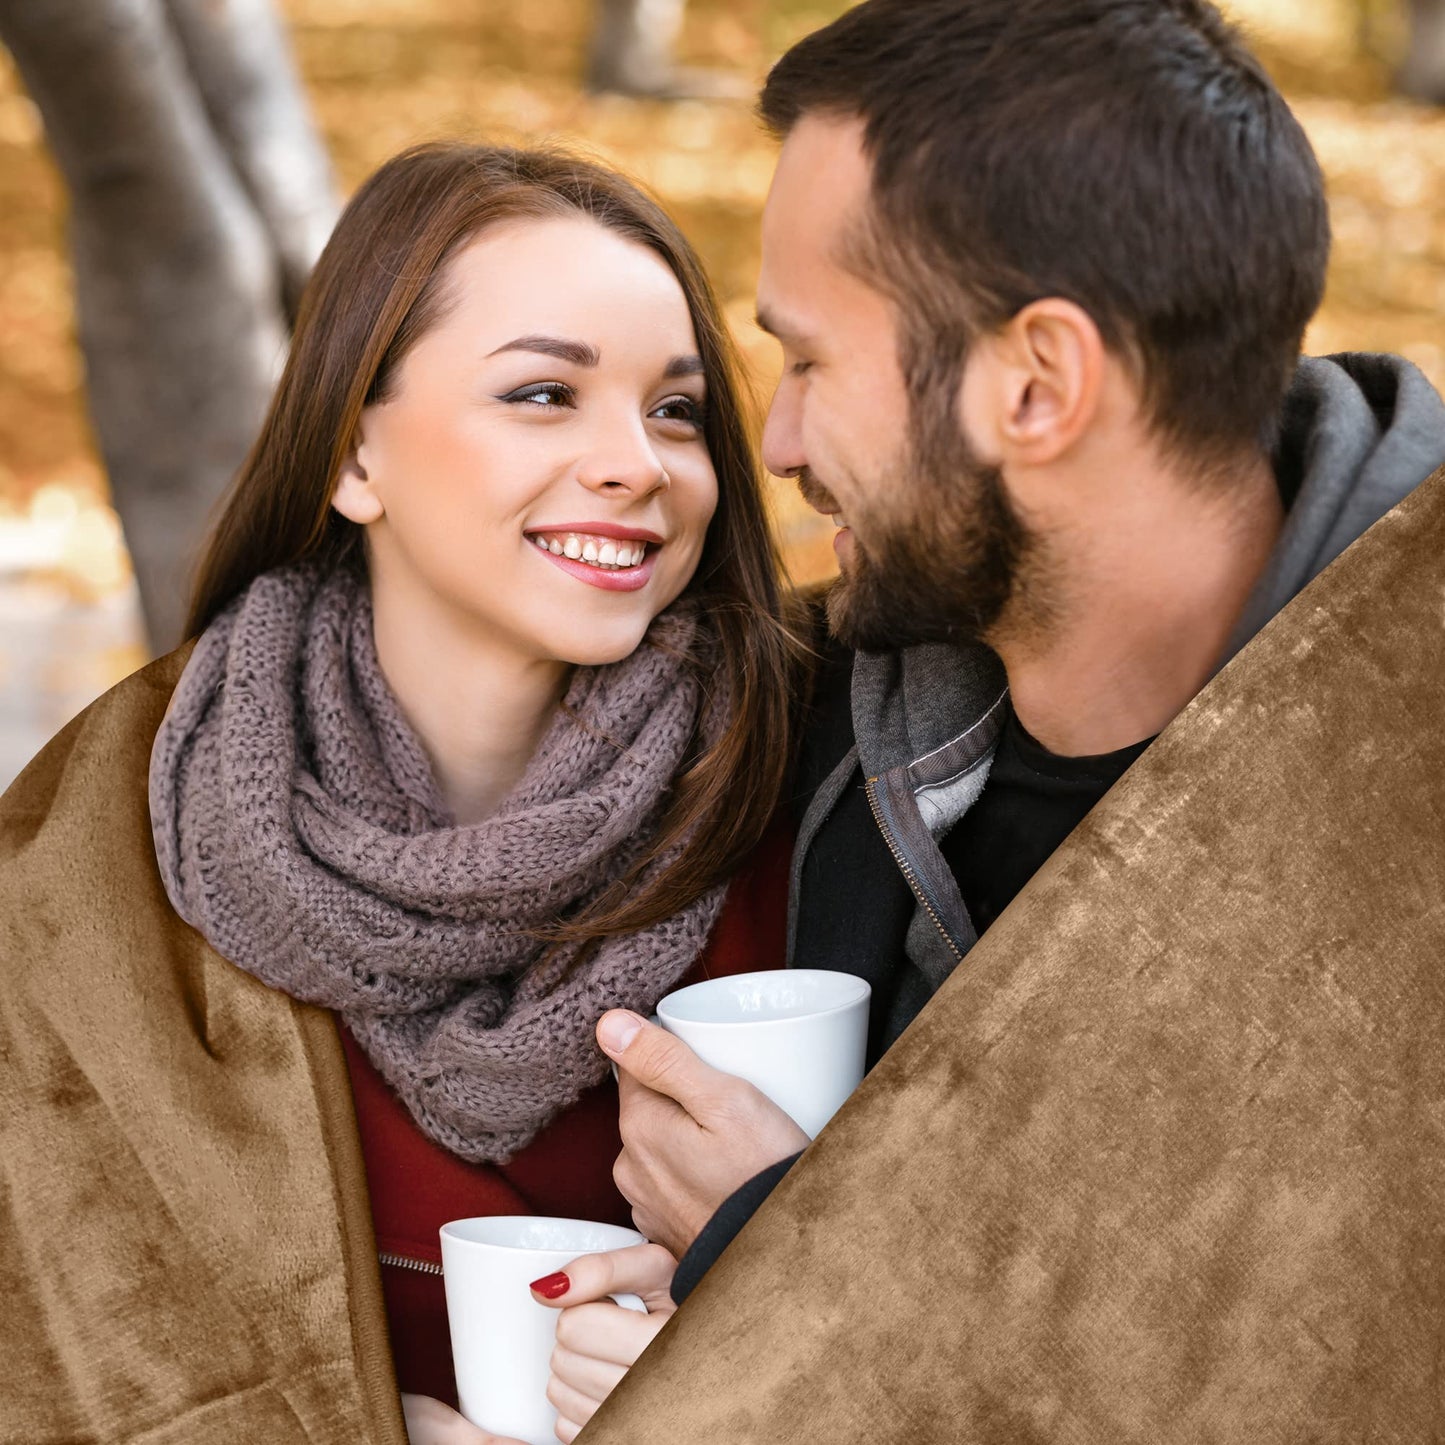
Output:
top-left (589, 0), bottom-right (1445, 1309)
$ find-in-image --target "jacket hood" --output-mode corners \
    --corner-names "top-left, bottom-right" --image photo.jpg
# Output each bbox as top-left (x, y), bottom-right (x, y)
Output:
top-left (1220, 352), bottom-right (1445, 665)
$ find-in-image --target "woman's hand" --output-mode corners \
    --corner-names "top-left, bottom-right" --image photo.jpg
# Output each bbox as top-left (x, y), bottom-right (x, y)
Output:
top-left (529, 1241), bottom-right (679, 1443)
top-left (400, 1393), bottom-right (528, 1445)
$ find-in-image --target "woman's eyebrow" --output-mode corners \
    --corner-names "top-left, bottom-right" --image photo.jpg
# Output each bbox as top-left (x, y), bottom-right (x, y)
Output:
top-left (486, 334), bottom-right (600, 366)
top-left (663, 354), bottom-right (705, 380)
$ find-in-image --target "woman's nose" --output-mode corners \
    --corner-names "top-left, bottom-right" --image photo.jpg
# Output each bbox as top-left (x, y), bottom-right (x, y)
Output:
top-left (575, 414), bottom-right (670, 497)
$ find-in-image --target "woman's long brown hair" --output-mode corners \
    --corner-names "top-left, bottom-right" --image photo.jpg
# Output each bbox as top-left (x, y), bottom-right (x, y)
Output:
top-left (188, 142), bottom-right (802, 942)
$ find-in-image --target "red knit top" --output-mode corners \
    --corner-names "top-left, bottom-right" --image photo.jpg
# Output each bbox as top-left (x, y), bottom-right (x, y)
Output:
top-left (339, 825), bottom-right (792, 1406)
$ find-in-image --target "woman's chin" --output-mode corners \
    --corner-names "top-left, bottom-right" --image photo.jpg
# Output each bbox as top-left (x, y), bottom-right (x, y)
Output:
top-left (549, 620), bottom-right (657, 669)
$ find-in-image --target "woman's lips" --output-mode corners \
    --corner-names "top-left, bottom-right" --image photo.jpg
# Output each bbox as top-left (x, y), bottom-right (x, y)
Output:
top-left (525, 524), bottom-right (664, 593)
top-left (530, 540), bottom-right (660, 593)
top-left (537, 522), bottom-right (664, 544)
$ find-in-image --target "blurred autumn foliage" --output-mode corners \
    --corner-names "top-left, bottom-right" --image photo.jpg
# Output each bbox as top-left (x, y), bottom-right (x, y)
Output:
top-left (0, 0), bottom-right (859, 605)
top-left (0, 0), bottom-right (1441, 778)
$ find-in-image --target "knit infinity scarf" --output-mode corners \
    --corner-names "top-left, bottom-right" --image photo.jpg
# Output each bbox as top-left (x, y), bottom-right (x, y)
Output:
top-left (150, 564), bottom-right (727, 1163)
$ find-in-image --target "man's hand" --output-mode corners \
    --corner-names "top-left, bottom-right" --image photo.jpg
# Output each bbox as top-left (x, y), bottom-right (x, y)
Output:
top-left (596, 1010), bottom-right (811, 1258)
top-left (399, 1393), bottom-right (526, 1444)
top-left (530, 1241), bottom-right (679, 1443)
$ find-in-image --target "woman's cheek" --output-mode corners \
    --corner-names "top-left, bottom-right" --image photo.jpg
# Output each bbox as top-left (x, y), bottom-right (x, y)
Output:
top-left (662, 532), bottom-right (708, 609)
top-left (674, 461), bottom-right (719, 571)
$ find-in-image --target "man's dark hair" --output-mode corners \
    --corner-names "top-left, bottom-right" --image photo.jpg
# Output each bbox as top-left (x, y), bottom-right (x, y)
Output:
top-left (760, 0), bottom-right (1331, 468)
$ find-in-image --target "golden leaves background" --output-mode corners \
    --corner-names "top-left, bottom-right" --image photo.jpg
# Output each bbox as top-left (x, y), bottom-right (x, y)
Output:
top-left (0, 0), bottom-right (1440, 779)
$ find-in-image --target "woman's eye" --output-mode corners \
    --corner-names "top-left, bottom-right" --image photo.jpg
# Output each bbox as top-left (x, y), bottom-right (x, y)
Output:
top-left (789, 359), bottom-right (813, 378)
top-left (650, 395), bottom-right (706, 428)
top-left (498, 382), bottom-right (575, 409)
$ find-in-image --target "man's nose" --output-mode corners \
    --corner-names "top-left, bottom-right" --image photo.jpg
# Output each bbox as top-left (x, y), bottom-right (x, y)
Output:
top-left (576, 413), bottom-right (670, 497)
top-left (761, 378), bottom-right (806, 479)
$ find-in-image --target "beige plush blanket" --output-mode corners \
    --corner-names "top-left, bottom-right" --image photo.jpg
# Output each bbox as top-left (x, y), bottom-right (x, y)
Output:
top-left (0, 648), bottom-right (407, 1444)
top-left (585, 463), bottom-right (1445, 1442)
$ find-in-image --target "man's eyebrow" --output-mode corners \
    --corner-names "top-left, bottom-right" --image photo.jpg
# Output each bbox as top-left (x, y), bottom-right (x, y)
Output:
top-left (753, 306), bottom-right (809, 348)
top-left (663, 354), bottom-right (705, 380)
top-left (486, 335), bottom-right (600, 367)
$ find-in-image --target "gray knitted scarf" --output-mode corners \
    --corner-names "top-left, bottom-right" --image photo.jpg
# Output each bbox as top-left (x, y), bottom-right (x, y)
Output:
top-left (149, 563), bottom-right (727, 1163)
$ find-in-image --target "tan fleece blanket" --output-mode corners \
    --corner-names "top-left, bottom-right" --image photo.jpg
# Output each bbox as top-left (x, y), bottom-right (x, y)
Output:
top-left (0, 648), bottom-right (407, 1444)
top-left (584, 462), bottom-right (1445, 1443)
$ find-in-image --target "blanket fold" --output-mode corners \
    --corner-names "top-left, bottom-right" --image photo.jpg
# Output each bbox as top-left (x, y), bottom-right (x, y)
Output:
top-left (1, 646), bottom-right (407, 1445)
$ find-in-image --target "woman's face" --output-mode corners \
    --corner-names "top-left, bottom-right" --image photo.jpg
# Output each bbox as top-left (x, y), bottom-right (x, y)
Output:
top-left (336, 214), bottom-right (719, 667)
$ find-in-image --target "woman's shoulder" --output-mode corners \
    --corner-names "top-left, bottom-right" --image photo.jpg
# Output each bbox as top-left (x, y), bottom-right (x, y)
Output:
top-left (0, 644), bottom-right (194, 993)
top-left (703, 812), bottom-right (795, 975)
top-left (1, 644), bottom-right (191, 839)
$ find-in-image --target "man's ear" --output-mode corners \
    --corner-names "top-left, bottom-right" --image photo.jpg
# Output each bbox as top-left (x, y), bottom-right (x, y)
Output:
top-left (958, 299), bottom-right (1105, 468)
top-left (332, 418), bottom-right (385, 525)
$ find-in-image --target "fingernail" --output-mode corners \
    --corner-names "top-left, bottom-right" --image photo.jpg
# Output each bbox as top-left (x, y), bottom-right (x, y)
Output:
top-left (529, 1271), bottom-right (570, 1299)
top-left (598, 1010), bottom-right (644, 1056)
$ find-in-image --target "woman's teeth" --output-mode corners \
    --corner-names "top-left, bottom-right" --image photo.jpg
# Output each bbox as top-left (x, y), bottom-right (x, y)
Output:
top-left (531, 532), bottom-right (649, 570)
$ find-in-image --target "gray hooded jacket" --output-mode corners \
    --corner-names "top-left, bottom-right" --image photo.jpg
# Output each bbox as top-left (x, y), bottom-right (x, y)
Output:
top-left (670, 352), bottom-right (1445, 1307)
top-left (787, 352), bottom-right (1445, 1040)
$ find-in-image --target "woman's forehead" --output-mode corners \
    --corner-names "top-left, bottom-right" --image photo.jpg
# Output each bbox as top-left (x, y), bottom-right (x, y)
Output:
top-left (432, 215), bottom-right (699, 358)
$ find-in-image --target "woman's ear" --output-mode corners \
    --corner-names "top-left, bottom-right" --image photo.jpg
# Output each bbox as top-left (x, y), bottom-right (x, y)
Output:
top-left (332, 420), bottom-right (385, 525)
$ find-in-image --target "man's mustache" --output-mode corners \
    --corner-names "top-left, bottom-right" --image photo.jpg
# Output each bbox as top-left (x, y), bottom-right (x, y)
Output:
top-left (794, 466), bottom-right (842, 516)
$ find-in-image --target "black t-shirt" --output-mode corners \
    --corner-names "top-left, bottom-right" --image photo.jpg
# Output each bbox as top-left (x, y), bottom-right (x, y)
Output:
top-left (942, 703), bottom-right (1154, 935)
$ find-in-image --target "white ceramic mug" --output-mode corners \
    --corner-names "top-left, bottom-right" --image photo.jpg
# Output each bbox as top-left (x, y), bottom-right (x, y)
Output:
top-left (440, 1215), bottom-right (647, 1445)
top-left (654, 969), bottom-right (871, 1138)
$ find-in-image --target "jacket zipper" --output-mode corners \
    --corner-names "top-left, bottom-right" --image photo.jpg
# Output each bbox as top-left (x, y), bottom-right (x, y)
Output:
top-left (379, 1250), bottom-right (445, 1277)
top-left (865, 775), bottom-right (964, 966)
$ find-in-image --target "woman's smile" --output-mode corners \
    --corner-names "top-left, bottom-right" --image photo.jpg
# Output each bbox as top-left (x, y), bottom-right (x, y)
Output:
top-left (528, 527), bottom-right (663, 592)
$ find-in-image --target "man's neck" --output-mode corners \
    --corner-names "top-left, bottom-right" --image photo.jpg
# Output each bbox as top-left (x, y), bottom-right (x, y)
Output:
top-left (996, 451), bottom-right (1283, 758)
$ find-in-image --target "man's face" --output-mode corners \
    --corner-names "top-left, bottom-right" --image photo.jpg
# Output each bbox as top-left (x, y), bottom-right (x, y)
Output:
top-left (757, 114), bottom-right (1030, 652)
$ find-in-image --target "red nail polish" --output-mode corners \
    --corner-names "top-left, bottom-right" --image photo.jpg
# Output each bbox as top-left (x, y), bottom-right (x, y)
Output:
top-left (529, 1271), bottom-right (570, 1299)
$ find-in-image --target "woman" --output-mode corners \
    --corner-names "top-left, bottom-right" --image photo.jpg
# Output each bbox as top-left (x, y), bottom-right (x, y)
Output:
top-left (0, 143), bottom-right (798, 1445)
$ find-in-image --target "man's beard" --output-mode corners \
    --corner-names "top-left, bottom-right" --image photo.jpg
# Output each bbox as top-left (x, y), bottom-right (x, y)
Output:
top-left (808, 404), bottom-right (1041, 654)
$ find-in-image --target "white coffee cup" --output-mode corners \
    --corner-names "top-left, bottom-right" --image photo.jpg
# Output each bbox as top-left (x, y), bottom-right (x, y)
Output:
top-left (654, 969), bottom-right (870, 1138)
top-left (440, 1215), bottom-right (647, 1444)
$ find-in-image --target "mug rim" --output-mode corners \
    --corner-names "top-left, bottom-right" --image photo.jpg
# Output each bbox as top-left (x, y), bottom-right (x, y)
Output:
top-left (656, 968), bottom-right (871, 1029)
top-left (440, 1215), bottom-right (647, 1253)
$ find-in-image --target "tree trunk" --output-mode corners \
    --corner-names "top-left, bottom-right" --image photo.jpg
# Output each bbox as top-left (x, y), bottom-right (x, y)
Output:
top-left (586, 0), bottom-right (687, 96)
top-left (1400, 0), bottom-right (1445, 103)
top-left (163, 0), bottom-right (337, 319)
top-left (0, 0), bottom-right (334, 651)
